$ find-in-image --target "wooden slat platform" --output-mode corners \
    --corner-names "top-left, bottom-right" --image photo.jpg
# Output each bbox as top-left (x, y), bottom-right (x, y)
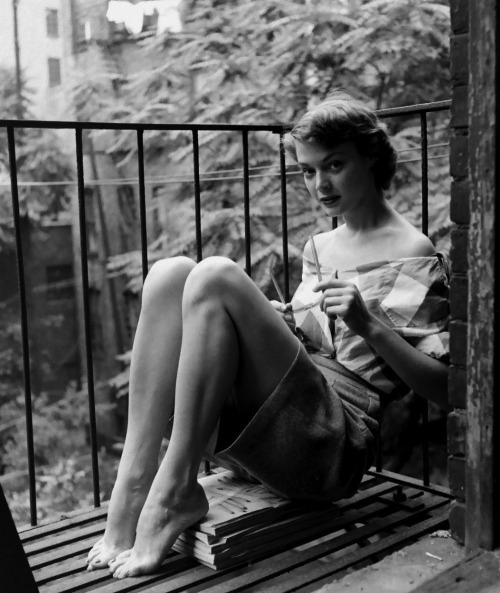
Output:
top-left (19, 475), bottom-right (451, 593)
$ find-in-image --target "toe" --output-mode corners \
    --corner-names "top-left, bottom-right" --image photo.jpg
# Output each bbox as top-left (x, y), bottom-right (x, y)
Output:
top-left (88, 558), bottom-right (103, 570)
top-left (109, 554), bottom-right (128, 573)
top-left (114, 564), bottom-right (129, 579)
top-left (86, 540), bottom-right (103, 563)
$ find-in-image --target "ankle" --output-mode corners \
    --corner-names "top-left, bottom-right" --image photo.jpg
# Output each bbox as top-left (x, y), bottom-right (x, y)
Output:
top-left (115, 469), bottom-right (155, 493)
top-left (150, 478), bottom-right (201, 509)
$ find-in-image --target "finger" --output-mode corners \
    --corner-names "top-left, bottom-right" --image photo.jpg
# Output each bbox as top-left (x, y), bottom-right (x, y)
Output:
top-left (269, 299), bottom-right (283, 310)
top-left (313, 279), bottom-right (346, 292)
top-left (321, 288), bottom-right (353, 299)
top-left (320, 295), bottom-right (343, 312)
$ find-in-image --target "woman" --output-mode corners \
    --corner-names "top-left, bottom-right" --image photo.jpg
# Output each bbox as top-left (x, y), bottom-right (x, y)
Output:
top-left (87, 91), bottom-right (449, 578)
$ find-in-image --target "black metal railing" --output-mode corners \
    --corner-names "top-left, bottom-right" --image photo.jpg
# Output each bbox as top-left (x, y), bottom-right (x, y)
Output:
top-left (0, 99), bottom-right (451, 525)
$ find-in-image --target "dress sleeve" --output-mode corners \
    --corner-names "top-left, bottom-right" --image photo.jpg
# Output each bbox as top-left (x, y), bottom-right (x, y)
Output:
top-left (407, 331), bottom-right (450, 363)
top-left (391, 253), bottom-right (450, 363)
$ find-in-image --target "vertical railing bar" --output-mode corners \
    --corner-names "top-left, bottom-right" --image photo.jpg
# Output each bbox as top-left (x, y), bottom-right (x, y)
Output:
top-left (192, 130), bottom-right (202, 262)
top-left (242, 129), bottom-right (251, 276)
top-left (75, 128), bottom-right (101, 507)
top-left (7, 126), bottom-right (37, 526)
top-left (136, 129), bottom-right (149, 282)
top-left (420, 111), bottom-right (429, 236)
top-left (278, 132), bottom-right (290, 301)
top-left (420, 110), bottom-right (430, 486)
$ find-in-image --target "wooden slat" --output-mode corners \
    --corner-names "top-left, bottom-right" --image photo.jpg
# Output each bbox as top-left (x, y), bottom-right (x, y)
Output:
top-left (19, 503), bottom-right (109, 539)
top-left (197, 495), bottom-right (449, 593)
top-left (367, 469), bottom-right (453, 498)
top-left (25, 521), bottom-right (106, 556)
top-left (39, 500), bottom-right (391, 593)
top-left (259, 508), bottom-right (450, 593)
top-left (33, 479), bottom-right (395, 577)
top-left (30, 535), bottom-right (100, 570)
top-left (20, 479), bottom-right (451, 593)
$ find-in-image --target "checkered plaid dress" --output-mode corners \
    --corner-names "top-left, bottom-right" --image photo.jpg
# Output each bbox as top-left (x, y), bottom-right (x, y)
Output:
top-left (292, 253), bottom-right (450, 400)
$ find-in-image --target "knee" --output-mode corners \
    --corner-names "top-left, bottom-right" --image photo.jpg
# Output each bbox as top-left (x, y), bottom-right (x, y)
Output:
top-left (142, 256), bottom-right (196, 310)
top-left (183, 256), bottom-right (242, 308)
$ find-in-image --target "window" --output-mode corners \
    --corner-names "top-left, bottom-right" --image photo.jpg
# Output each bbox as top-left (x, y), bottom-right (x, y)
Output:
top-left (46, 8), bottom-right (59, 38)
top-left (48, 58), bottom-right (61, 87)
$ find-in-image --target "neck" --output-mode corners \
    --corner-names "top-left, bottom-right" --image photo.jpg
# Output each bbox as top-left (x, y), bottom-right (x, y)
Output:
top-left (342, 193), bottom-right (392, 233)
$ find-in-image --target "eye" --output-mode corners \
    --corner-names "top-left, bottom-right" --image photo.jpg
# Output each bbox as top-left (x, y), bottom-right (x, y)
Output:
top-left (328, 160), bottom-right (343, 170)
top-left (301, 167), bottom-right (315, 179)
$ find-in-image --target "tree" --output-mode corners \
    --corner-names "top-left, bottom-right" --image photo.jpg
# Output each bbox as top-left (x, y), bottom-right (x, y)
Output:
top-left (0, 66), bottom-right (73, 247)
top-left (71, 0), bottom-right (450, 299)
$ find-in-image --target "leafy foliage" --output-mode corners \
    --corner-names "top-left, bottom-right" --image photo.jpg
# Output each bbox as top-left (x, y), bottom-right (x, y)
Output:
top-left (0, 66), bottom-right (73, 249)
top-left (3, 0), bottom-right (452, 521)
top-left (71, 0), bottom-right (451, 296)
top-left (2, 386), bottom-right (120, 525)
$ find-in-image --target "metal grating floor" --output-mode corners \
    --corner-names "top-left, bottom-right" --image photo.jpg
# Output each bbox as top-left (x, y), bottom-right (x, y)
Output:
top-left (19, 472), bottom-right (451, 593)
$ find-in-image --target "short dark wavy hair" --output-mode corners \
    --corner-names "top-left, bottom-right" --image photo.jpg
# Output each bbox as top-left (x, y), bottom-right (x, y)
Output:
top-left (284, 91), bottom-right (398, 191)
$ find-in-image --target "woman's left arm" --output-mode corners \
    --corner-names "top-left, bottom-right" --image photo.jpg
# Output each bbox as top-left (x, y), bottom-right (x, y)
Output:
top-left (313, 279), bottom-right (449, 409)
top-left (360, 315), bottom-right (449, 409)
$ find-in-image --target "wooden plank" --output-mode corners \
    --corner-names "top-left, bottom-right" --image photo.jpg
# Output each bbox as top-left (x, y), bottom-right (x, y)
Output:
top-left (39, 554), bottom-right (197, 593)
top-left (409, 550), bottom-right (500, 593)
top-left (367, 469), bottom-right (453, 498)
top-left (20, 505), bottom-right (108, 542)
top-left (91, 499), bottom-right (396, 593)
top-left (259, 508), bottom-right (449, 593)
top-left (34, 479), bottom-right (397, 591)
top-left (467, 0), bottom-right (500, 553)
top-left (24, 521), bottom-right (106, 556)
top-left (30, 535), bottom-right (99, 570)
top-left (181, 495), bottom-right (449, 593)
top-left (19, 479), bottom-right (450, 593)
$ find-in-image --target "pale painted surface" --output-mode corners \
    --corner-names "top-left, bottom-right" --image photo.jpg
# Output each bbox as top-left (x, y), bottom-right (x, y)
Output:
top-left (0, 0), bottom-right (67, 118)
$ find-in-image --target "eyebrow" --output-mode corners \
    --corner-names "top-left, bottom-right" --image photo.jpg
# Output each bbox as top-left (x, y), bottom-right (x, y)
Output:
top-left (297, 150), bottom-right (345, 167)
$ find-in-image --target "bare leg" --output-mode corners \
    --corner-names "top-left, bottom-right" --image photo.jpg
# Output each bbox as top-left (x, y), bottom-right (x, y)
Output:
top-left (110, 256), bottom-right (300, 578)
top-left (87, 257), bottom-right (196, 569)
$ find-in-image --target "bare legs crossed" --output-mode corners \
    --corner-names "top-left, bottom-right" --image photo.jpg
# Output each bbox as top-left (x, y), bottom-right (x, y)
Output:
top-left (86, 256), bottom-right (300, 577)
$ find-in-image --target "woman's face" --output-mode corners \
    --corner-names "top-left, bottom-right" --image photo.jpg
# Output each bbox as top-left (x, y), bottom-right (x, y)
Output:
top-left (294, 140), bottom-right (379, 219)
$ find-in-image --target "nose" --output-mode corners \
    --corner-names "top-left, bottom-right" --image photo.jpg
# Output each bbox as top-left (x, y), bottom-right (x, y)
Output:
top-left (315, 170), bottom-right (332, 192)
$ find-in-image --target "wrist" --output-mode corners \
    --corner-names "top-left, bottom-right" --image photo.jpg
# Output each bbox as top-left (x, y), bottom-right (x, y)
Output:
top-left (359, 313), bottom-right (383, 342)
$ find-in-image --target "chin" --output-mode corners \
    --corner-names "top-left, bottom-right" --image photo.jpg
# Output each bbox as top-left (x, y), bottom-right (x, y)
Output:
top-left (321, 205), bottom-right (341, 217)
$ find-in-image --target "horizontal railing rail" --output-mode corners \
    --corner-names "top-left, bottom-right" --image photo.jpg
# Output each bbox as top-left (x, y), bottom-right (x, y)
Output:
top-left (0, 99), bottom-right (451, 525)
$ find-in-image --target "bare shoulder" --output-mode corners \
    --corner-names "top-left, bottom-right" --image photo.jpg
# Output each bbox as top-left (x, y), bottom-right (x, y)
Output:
top-left (395, 219), bottom-right (436, 258)
top-left (305, 228), bottom-right (339, 253)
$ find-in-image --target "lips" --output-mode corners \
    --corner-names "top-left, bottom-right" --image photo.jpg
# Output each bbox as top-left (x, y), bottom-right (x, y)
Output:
top-left (319, 195), bottom-right (340, 206)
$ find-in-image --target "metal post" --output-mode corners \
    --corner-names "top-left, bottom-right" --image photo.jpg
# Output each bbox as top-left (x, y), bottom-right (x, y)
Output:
top-left (136, 129), bottom-right (149, 282)
top-left (75, 128), bottom-right (100, 507)
top-left (242, 130), bottom-right (251, 276)
top-left (192, 130), bottom-right (202, 262)
top-left (7, 126), bottom-right (37, 525)
top-left (278, 132), bottom-right (290, 301)
top-left (420, 111), bottom-right (430, 486)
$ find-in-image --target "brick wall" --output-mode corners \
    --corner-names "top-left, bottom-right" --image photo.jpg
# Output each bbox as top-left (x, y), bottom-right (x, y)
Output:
top-left (447, 0), bottom-right (469, 544)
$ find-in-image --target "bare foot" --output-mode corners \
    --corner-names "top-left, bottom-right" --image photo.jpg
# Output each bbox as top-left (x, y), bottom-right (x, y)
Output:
top-left (109, 482), bottom-right (208, 578)
top-left (86, 475), bottom-right (153, 570)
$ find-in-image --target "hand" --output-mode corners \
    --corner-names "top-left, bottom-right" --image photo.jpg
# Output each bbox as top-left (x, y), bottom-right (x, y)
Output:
top-left (313, 277), bottom-right (374, 338)
top-left (270, 300), bottom-right (296, 332)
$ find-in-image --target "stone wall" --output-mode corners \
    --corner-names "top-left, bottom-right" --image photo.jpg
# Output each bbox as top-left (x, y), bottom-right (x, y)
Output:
top-left (447, 0), bottom-right (469, 544)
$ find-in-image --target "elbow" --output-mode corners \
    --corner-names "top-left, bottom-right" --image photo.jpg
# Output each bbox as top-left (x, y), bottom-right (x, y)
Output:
top-left (416, 362), bottom-right (450, 410)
